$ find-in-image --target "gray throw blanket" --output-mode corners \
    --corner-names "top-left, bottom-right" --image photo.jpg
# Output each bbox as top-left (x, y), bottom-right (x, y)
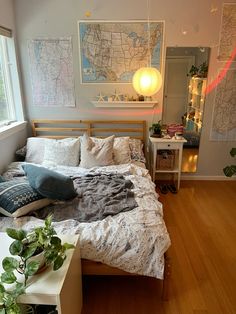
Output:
top-left (33, 174), bottom-right (137, 223)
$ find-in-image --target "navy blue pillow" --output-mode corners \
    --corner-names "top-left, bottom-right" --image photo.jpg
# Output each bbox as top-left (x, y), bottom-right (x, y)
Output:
top-left (22, 164), bottom-right (77, 201)
top-left (0, 179), bottom-right (50, 218)
top-left (0, 176), bottom-right (5, 183)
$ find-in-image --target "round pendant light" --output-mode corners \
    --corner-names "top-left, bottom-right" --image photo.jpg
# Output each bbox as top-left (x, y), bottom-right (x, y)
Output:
top-left (132, 67), bottom-right (162, 97)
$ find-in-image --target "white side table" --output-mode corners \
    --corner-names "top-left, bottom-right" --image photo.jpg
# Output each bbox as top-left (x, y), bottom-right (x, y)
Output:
top-left (0, 233), bottom-right (82, 314)
top-left (149, 137), bottom-right (187, 190)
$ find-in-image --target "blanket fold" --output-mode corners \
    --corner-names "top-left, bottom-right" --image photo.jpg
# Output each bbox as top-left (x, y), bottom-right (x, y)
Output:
top-left (33, 174), bottom-right (137, 223)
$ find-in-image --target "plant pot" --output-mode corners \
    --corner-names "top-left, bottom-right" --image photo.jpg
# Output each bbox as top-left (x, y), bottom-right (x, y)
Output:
top-left (151, 133), bottom-right (162, 138)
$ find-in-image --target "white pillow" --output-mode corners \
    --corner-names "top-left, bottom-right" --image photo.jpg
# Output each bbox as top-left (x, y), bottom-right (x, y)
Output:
top-left (43, 138), bottom-right (80, 167)
top-left (113, 137), bottom-right (131, 164)
top-left (25, 137), bottom-right (49, 164)
top-left (80, 133), bottom-right (114, 168)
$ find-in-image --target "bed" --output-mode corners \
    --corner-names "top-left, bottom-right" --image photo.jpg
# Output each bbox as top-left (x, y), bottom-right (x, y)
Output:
top-left (0, 120), bottom-right (171, 300)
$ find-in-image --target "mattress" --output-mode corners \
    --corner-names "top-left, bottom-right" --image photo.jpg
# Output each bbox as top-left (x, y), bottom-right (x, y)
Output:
top-left (0, 162), bottom-right (171, 279)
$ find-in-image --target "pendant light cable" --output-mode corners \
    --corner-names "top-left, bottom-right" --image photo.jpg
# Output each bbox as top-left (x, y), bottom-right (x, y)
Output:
top-left (147, 0), bottom-right (151, 67)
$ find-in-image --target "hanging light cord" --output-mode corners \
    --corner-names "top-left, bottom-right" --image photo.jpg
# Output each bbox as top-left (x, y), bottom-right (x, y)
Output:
top-left (146, 0), bottom-right (151, 67)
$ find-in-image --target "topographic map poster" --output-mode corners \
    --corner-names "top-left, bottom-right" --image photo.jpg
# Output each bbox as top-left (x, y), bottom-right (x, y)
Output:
top-left (28, 38), bottom-right (75, 107)
top-left (211, 69), bottom-right (236, 141)
top-left (78, 21), bottom-right (163, 83)
top-left (218, 3), bottom-right (236, 61)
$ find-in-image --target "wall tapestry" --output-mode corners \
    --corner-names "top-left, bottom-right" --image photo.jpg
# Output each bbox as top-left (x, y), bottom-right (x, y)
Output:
top-left (210, 69), bottom-right (236, 141)
top-left (78, 20), bottom-right (164, 83)
top-left (218, 3), bottom-right (236, 61)
top-left (28, 38), bottom-right (75, 107)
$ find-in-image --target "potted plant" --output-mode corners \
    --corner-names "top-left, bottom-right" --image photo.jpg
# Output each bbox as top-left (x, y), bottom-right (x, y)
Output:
top-left (0, 216), bottom-right (74, 314)
top-left (223, 148), bottom-right (236, 177)
top-left (187, 62), bottom-right (208, 78)
top-left (149, 121), bottom-right (162, 138)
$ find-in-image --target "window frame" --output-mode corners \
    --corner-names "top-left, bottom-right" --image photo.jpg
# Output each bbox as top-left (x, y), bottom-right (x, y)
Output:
top-left (0, 35), bottom-right (16, 125)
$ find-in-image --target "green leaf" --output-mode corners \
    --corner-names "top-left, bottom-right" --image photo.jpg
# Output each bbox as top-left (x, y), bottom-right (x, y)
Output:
top-left (12, 282), bottom-right (25, 298)
top-left (4, 293), bottom-right (16, 308)
top-left (9, 241), bottom-right (23, 256)
top-left (21, 244), bottom-right (38, 260)
top-left (1, 272), bottom-right (16, 284)
top-left (230, 148), bottom-right (236, 157)
top-left (50, 236), bottom-right (61, 247)
top-left (45, 215), bottom-right (52, 228)
top-left (6, 229), bottom-right (26, 241)
top-left (0, 308), bottom-right (5, 314)
top-left (0, 291), bottom-right (4, 305)
top-left (25, 261), bottom-right (40, 276)
top-left (63, 243), bottom-right (75, 250)
top-left (2, 257), bottom-right (19, 272)
top-left (223, 165), bottom-right (236, 177)
top-left (0, 284), bottom-right (5, 293)
top-left (6, 304), bottom-right (21, 314)
top-left (44, 249), bottom-right (57, 263)
top-left (53, 255), bottom-right (65, 271)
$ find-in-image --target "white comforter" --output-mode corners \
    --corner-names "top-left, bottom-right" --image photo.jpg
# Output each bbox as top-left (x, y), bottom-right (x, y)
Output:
top-left (0, 162), bottom-right (171, 279)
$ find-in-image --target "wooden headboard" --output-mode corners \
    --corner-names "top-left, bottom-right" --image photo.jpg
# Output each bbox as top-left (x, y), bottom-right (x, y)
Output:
top-left (31, 119), bottom-right (147, 145)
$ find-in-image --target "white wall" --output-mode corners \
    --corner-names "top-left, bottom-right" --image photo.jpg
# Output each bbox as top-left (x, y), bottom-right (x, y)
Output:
top-left (13, 0), bottom-right (236, 176)
top-left (0, 0), bottom-right (15, 29)
top-left (0, 0), bottom-right (27, 173)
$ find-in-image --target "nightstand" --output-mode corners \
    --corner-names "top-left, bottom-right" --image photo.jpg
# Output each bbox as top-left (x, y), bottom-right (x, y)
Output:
top-left (0, 233), bottom-right (82, 314)
top-left (149, 137), bottom-right (187, 190)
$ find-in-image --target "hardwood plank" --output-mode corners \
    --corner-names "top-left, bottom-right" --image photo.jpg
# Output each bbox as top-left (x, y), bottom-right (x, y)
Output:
top-left (81, 181), bottom-right (236, 314)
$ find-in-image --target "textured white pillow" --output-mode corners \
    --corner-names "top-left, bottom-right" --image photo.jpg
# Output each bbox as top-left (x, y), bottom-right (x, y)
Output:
top-left (25, 137), bottom-right (49, 164)
top-left (129, 138), bottom-right (146, 163)
top-left (113, 137), bottom-right (131, 164)
top-left (80, 133), bottom-right (114, 168)
top-left (43, 138), bottom-right (80, 167)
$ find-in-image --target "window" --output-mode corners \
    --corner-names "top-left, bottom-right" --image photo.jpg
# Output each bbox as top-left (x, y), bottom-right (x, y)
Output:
top-left (0, 35), bottom-right (15, 123)
top-left (0, 26), bottom-right (23, 127)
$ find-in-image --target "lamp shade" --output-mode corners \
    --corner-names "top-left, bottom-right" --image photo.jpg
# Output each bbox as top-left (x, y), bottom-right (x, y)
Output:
top-left (132, 67), bottom-right (162, 97)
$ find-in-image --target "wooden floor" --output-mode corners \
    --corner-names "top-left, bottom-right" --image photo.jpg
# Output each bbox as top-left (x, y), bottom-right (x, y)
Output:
top-left (81, 181), bottom-right (236, 314)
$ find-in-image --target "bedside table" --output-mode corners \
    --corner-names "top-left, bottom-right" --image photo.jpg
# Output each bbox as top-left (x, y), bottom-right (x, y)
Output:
top-left (149, 137), bottom-right (187, 190)
top-left (0, 233), bottom-right (82, 314)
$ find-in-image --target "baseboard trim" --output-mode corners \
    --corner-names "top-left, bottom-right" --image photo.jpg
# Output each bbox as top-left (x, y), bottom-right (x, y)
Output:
top-left (181, 175), bottom-right (236, 181)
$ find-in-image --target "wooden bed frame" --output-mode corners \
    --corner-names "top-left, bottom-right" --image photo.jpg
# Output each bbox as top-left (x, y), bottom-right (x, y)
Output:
top-left (31, 119), bottom-right (171, 301)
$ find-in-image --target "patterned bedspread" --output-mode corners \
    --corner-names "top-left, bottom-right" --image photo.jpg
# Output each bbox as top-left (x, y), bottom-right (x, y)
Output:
top-left (0, 162), bottom-right (171, 279)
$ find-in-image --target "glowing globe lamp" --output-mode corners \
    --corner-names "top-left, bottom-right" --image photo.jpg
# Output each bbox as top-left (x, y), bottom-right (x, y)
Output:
top-left (132, 67), bottom-right (162, 97)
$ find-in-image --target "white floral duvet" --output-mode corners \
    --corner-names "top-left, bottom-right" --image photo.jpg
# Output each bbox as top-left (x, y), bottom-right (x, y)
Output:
top-left (0, 162), bottom-right (171, 279)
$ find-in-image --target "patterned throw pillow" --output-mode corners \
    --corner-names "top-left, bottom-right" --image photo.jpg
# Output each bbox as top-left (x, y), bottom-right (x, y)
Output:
top-left (129, 138), bottom-right (146, 163)
top-left (113, 137), bottom-right (131, 165)
top-left (0, 180), bottom-right (51, 218)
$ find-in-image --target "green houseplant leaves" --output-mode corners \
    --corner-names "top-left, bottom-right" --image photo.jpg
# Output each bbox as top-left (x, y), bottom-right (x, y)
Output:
top-left (0, 216), bottom-right (75, 313)
top-left (223, 148), bottom-right (236, 177)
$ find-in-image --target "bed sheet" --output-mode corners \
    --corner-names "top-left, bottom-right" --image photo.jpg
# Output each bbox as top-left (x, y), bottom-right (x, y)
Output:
top-left (0, 162), bottom-right (170, 279)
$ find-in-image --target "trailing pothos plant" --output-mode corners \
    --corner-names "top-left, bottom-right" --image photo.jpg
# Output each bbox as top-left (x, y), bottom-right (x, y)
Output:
top-left (0, 216), bottom-right (75, 314)
top-left (223, 148), bottom-right (236, 177)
